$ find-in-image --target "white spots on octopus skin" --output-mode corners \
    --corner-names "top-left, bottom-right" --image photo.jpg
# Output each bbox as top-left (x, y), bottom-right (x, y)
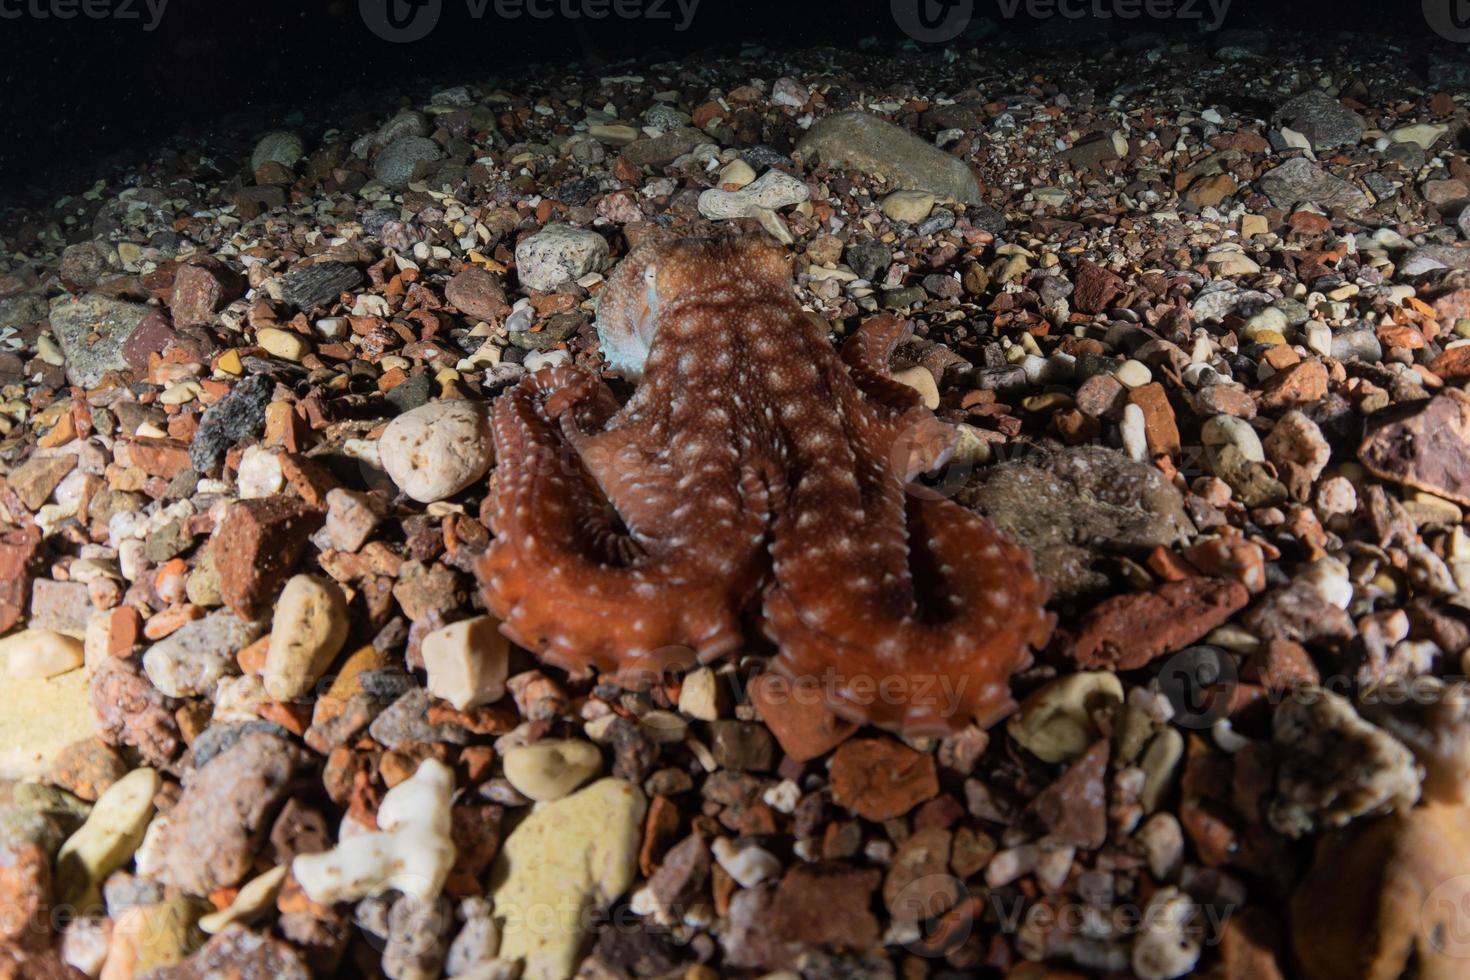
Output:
top-left (876, 636), bottom-right (905, 659)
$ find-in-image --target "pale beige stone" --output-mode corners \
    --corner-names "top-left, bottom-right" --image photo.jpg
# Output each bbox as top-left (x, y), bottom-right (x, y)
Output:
top-left (491, 779), bottom-right (646, 980)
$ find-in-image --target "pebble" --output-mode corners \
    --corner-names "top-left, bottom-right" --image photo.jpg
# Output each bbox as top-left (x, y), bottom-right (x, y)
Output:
top-left (716, 158), bottom-right (756, 189)
top-left (322, 488), bottom-right (384, 552)
top-left (676, 666), bottom-right (725, 721)
top-left (255, 326), bottom-right (309, 361)
top-left (236, 444), bottom-right (284, 499)
top-left (263, 574), bottom-right (349, 701)
top-left (48, 294), bottom-right (149, 387)
top-left (189, 373), bottom-right (274, 473)
top-left (748, 671), bottom-right (856, 762)
top-left (1205, 249), bottom-right (1261, 276)
top-left (154, 732), bottom-right (306, 895)
top-left (1201, 414), bottom-right (1265, 463)
top-left (1273, 89), bottom-right (1363, 150)
top-left (1007, 672), bottom-right (1123, 764)
top-left (379, 399), bottom-right (494, 503)
top-left (1388, 122), bottom-right (1447, 149)
top-left (250, 130), bottom-right (305, 173)
top-left (491, 779), bottom-right (645, 980)
top-left (280, 261), bottom-right (363, 312)
top-left (212, 495), bottom-right (322, 620)
top-left (514, 224), bottom-right (609, 291)
top-left (141, 609), bottom-right (262, 698)
top-left (422, 614), bottom-right (509, 710)
top-left (375, 135), bottom-right (442, 190)
top-left (879, 189), bottom-right (936, 223)
top-left (1113, 359), bottom-right (1152, 388)
top-left (0, 628), bottom-right (82, 679)
top-left (1269, 686), bottom-right (1419, 838)
top-left (444, 266), bottom-right (510, 322)
top-left (502, 739), bottom-right (602, 801)
top-left (829, 737), bottom-right (938, 821)
top-left (1131, 887), bottom-right (1202, 979)
top-left (55, 767), bottom-right (160, 911)
top-left (711, 837), bottom-right (781, 887)
top-left (892, 365), bottom-right (940, 408)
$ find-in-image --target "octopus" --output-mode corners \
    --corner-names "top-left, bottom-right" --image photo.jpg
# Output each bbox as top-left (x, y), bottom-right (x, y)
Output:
top-left (478, 235), bottom-right (1052, 735)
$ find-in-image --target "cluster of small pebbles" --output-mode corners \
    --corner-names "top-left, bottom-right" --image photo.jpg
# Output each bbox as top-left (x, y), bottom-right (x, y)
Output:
top-left (3, 22), bottom-right (1470, 980)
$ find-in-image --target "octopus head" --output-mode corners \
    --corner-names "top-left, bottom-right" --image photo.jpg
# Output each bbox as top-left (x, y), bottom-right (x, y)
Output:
top-left (595, 235), bottom-right (792, 380)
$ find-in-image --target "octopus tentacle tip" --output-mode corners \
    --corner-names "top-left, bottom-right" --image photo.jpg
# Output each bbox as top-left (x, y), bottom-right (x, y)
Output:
top-left (477, 235), bottom-right (1049, 736)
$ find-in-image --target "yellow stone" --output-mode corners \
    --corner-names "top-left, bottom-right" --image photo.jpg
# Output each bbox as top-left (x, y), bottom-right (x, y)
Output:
top-left (467, 250), bottom-right (508, 273)
top-left (0, 667), bottom-right (95, 779)
top-left (255, 326), bottom-right (309, 362)
top-left (322, 645), bottom-right (389, 703)
top-left (216, 349), bottom-right (243, 376)
top-left (492, 779), bottom-right (646, 980)
top-left (1241, 214), bottom-right (1269, 238)
top-left (1022, 392), bottom-right (1074, 412)
top-left (56, 766), bottom-right (160, 911)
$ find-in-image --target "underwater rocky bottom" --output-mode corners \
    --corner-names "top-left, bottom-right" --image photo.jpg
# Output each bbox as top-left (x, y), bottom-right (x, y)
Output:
top-left (1, 21), bottom-right (1470, 980)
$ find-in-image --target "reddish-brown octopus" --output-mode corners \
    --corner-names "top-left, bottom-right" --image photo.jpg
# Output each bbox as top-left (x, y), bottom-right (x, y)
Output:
top-left (478, 235), bottom-right (1051, 735)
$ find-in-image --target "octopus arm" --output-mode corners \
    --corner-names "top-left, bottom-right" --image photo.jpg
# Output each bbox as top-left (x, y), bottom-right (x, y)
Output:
top-left (478, 366), bottom-right (753, 685)
top-left (762, 491), bottom-right (1052, 735)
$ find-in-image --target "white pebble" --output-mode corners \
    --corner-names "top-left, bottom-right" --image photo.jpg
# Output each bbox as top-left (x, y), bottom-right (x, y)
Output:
top-left (422, 616), bottom-right (509, 711)
top-left (1114, 359), bottom-right (1152, 389)
top-left (1201, 414), bottom-right (1264, 463)
top-left (1121, 403), bottom-right (1148, 462)
top-left (711, 837), bottom-right (780, 887)
top-left (236, 445), bottom-right (284, 499)
top-left (379, 399), bottom-right (494, 503)
top-left (0, 629), bottom-right (83, 680)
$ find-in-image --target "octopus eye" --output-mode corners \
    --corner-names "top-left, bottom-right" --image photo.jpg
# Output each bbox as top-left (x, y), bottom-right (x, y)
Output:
top-left (642, 264), bottom-right (658, 284)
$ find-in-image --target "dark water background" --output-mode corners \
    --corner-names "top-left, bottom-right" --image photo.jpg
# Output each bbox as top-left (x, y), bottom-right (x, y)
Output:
top-left (0, 0), bottom-right (1449, 205)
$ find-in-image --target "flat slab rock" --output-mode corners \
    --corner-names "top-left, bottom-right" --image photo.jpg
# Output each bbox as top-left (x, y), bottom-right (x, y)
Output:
top-left (796, 111), bottom-right (982, 204)
top-left (48, 293), bottom-right (151, 387)
top-left (962, 445), bottom-right (1195, 597)
top-left (280, 261), bottom-right (364, 312)
top-left (1060, 576), bottom-right (1249, 670)
top-left (1358, 388), bottom-right (1470, 506)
